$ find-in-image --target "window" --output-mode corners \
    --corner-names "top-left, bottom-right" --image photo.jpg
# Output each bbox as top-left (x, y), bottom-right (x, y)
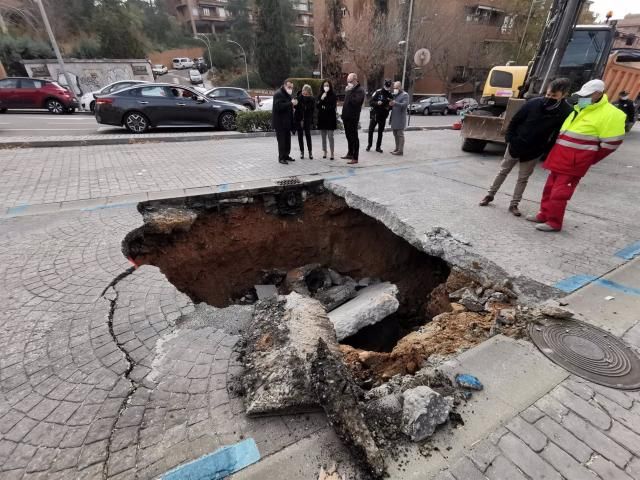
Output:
top-left (626, 36), bottom-right (634, 46)
top-left (140, 86), bottom-right (169, 97)
top-left (489, 70), bottom-right (513, 88)
top-left (19, 79), bottom-right (43, 88)
top-left (501, 15), bottom-right (514, 34)
top-left (560, 29), bottom-right (609, 68)
top-left (203, 7), bottom-right (210, 16)
top-left (0, 79), bottom-right (19, 88)
top-left (208, 89), bottom-right (225, 98)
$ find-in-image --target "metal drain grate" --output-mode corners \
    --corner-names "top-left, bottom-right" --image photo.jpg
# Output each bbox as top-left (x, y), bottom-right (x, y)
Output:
top-left (529, 319), bottom-right (640, 390)
top-left (275, 177), bottom-right (302, 186)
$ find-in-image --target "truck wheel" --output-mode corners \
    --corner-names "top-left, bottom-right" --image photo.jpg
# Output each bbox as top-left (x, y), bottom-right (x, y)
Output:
top-left (461, 138), bottom-right (487, 153)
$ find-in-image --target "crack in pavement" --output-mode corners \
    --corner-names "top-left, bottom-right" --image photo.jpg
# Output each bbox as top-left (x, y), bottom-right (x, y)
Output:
top-left (101, 266), bottom-right (136, 480)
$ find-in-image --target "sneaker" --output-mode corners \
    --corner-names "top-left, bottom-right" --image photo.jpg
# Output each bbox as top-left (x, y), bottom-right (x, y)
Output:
top-left (479, 195), bottom-right (494, 206)
top-left (535, 223), bottom-right (560, 232)
top-left (526, 214), bottom-right (545, 223)
top-left (508, 205), bottom-right (521, 217)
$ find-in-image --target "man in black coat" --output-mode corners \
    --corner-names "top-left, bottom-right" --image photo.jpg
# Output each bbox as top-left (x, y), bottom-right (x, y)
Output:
top-left (615, 90), bottom-right (636, 133)
top-left (341, 73), bottom-right (365, 164)
top-left (479, 77), bottom-right (572, 216)
top-left (366, 79), bottom-right (393, 153)
top-left (272, 79), bottom-right (297, 164)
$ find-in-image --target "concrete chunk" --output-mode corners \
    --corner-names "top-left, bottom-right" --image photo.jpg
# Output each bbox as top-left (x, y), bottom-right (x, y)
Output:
top-left (328, 282), bottom-right (399, 341)
top-left (314, 282), bottom-right (358, 312)
top-left (254, 285), bottom-right (278, 300)
top-left (401, 386), bottom-right (451, 441)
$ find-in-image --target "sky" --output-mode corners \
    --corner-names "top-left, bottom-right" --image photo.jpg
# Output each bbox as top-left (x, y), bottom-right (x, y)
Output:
top-left (588, 0), bottom-right (638, 20)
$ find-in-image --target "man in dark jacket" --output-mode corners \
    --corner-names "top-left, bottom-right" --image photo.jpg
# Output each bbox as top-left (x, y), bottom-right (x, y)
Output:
top-left (366, 79), bottom-right (393, 153)
top-left (272, 79), bottom-right (297, 164)
top-left (341, 73), bottom-right (365, 164)
top-left (615, 90), bottom-right (636, 133)
top-left (479, 77), bottom-right (572, 216)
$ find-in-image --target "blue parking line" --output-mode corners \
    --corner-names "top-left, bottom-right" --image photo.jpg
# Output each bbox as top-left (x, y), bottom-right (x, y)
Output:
top-left (6, 204), bottom-right (29, 216)
top-left (218, 183), bottom-right (229, 192)
top-left (81, 203), bottom-right (136, 211)
top-left (594, 279), bottom-right (640, 297)
top-left (161, 438), bottom-right (260, 480)
top-left (554, 274), bottom-right (598, 293)
top-left (615, 241), bottom-right (640, 260)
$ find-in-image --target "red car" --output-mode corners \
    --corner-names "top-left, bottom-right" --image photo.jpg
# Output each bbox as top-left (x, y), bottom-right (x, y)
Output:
top-left (0, 77), bottom-right (79, 114)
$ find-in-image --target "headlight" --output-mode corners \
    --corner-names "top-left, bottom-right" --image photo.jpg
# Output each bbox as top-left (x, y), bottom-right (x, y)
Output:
top-left (238, 106), bottom-right (248, 111)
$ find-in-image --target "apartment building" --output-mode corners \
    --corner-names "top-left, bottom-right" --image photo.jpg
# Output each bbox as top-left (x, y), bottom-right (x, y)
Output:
top-left (614, 13), bottom-right (640, 50)
top-left (168, 0), bottom-right (313, 35)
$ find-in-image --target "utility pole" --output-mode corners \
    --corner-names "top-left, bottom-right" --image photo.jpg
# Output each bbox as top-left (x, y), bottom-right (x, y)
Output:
top-left (33, 0), bottom-right (77, 101)
top-left (303, 33), bottom-right (323, 79)
top-left (227, 40), bottom-right (250, 91)
top-left (401, 0), bottom-right (415, 89)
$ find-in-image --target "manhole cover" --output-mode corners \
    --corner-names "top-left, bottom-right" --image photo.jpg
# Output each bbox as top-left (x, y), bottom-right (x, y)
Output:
top-left (275, 177), bottom-right (301, 186)
top-left (529, 319), bottom-right (640, 390)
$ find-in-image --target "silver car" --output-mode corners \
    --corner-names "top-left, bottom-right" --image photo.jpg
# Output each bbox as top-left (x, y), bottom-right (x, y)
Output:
top-left (409, 96), bottom-right (449, 115)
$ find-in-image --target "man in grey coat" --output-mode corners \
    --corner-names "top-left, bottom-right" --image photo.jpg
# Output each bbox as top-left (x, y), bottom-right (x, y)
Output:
top-left (389, 81), bottom-right (409, 155)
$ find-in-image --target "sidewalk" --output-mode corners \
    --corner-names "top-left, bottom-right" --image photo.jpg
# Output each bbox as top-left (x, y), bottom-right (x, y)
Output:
top-left (0, 128), bottom-right (638, 480)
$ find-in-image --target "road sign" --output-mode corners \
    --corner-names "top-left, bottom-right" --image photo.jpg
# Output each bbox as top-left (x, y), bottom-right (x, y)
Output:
top-left (414, 48), bottom-right (431, 67)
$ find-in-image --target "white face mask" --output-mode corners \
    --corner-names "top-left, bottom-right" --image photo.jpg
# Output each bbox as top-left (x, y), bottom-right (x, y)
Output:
top-left (323, 86), bottom-right (330, 92)
top-left (621, 95), bottom-right (629, 100)
top-left (285, 87), bottom-right (293, 95)
top-left (393, 89), bottom-right (399, 95)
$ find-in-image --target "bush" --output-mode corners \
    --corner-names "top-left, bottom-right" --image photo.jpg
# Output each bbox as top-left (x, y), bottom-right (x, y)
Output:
top-left (228, 71), bottom-right (270, 90)
top-left (236, 110), bottom-right (273, 132)
top-left (289, 77), bottom-right (325, 97)
top-left (71, 38), bottom-right (102, 59)
top-left (0, 35), bottom-right (53, 76)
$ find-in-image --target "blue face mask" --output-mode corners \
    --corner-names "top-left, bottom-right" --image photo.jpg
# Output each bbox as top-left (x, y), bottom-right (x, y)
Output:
top-left (577, 97), bottom-right (592, 108)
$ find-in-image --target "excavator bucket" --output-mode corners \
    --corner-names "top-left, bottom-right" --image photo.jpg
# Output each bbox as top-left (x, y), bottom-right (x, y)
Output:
top-left (461, 98), bottom-right (526, 144)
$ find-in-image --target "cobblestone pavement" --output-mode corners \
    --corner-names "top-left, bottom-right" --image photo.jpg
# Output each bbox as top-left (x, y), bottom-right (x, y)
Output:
top-left (0, 127), bottom-right (638, 479)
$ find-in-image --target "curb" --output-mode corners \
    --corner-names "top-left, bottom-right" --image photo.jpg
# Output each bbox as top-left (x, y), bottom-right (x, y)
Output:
top-left (0, 126), bottom-right (453, 149)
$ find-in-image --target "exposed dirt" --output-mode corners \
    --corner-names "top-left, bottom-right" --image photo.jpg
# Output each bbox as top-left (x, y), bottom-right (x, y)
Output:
top-left (340, 302), bottom-right (510, 384)
top-left (124, 190), bottom-right (450, 314)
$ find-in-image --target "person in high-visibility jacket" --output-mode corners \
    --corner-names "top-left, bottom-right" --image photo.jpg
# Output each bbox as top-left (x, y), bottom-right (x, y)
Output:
top-left (527, 79), bottom-right (626, 232)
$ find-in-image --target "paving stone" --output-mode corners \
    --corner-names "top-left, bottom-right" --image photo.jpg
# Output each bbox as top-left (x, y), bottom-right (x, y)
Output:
top-left (588, 455), bottom-right (634, 480)
top-left (467, 439), bottom-right (501, 472)
top-left (594, 393), bottom-right (640, 436)
top-left (540, 442), bottom-right (597, 480)
top-left (535, 396), bottom-right (569, 424)
top-left (552, 386), bottom-right (611, 430)
top-left (77, 439), bottom-right (108, 470)
top-left (449, 456), bottom-right (489, 480)
top-left (563, 378), bottom-right (594, 401)
top-left (433, 471), bottom-right (457, 480)
top-left (606, 420), bottom-right (640, 457)
top-left (534, 416), bottom-right (592, 463)
top-left (25, 447), bottom-right (57, 473)
top-left (497, 433), bottom-right (562, 480)
top-left (589, 383), bottom-right (634, 409)
top-left (506, 416), bottom-right (547, 452)
top-left (484, 455), bottom-right (528, 480)
top-left (107, 445), bottom-right (137, 476)
top-left (561, 412), bottom-right (632, 468)
top-left (520, 406), bottom-right (545, 424)
top-left (626, 457), bottom-right (640, 479)
top-left (4, 417), bottom-right (38, 442)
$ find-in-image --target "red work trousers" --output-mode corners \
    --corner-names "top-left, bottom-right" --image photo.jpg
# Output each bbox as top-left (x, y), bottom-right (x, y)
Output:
top-left (537, 172), bottom-right (581, 230)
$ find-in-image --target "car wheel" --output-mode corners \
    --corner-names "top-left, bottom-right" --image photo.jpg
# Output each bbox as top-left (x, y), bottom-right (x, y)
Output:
top-left (461, 138), bottom-right (487, 153)
top-left (243, 103), bottom-right (254, 110)
top-left (64, 108), bottom-right (75, 114)
top-left (0, 108), bottom-right (6, 113)
top-left (46, 99), bottom-right (64, 114)
top-left (218, 111), bottom-right (236, 131)
top-left (424, 108), bottom-right (431, 116)
top-left (90, 101), bottom-right (95, 113)
top-left (124, 111), bottom-right (150, 133)
top-left (441, 109), bottom-right (446, 116)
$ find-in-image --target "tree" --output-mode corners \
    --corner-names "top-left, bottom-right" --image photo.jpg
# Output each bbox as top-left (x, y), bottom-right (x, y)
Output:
top-left (228, 0), bottom-right (255, 57)
top-left (320, 0), bottom-right (346, 83)
top-left (343, 2), bottom-right (402, 89)
top-left (255, 0), bottom-right (290, 87)
top-left (95, 0), bottom-right (146, 58)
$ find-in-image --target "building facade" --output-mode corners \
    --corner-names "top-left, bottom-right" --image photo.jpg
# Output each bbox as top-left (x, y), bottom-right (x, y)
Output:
top-left (168, 0), bottom-right (313, 36)
top-left (613, 13), bottom-right (640, 50)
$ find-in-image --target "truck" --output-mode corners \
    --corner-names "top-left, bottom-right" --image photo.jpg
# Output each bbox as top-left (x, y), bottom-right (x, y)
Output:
top-left (460, 0), bottom-right (640, 153)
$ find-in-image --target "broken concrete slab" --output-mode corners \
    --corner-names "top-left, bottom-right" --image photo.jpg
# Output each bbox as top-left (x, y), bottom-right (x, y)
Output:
top-left (363, 393), bottom-right (404, 442)
top-left (310, 339), bottom-right (386, 479)
top-left (329, 282), bottom-right (399, 341)
top-left (142, 207), bottom-right (198, 234)
top-left (401, 386), bottom-right (451, 441)
top-left (254, 284), bottom-right (278, 300)
top-left (314, 282), bottom-right (358, 312)
top-left (285, 263), bottom-right (332, 296)
top-left (241, 293), bottom-right (339, 415)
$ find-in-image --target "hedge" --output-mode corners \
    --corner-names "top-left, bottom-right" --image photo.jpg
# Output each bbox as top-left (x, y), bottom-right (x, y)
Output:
top-left (236, 110), bottom-right (273, 133)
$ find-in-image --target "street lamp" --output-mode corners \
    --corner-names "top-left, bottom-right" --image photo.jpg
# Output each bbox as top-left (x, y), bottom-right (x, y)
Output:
top-left (227, 40), bottom-right (250, 91)
top-left (194, 34), bottom-right (213, 72)
top-left (302, 33), bottom-right (323, 79)
top-left (298, 43), bottom-right (304, 66)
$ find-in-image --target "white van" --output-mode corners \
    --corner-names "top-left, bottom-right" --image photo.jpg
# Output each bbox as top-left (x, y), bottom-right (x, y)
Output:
top-left (172, 58), bottom-right (194, 70)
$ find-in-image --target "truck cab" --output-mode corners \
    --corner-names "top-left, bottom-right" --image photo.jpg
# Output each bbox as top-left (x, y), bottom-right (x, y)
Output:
top-left (480, 66), bottom-right (528, 107)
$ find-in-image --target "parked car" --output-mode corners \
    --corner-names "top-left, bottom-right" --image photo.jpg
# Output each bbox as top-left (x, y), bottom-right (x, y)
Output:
top-left (447, 97), bottom-right (479, 114)
top-left (80, 80), bottom-right (149, 112)
top-left (409, 96), bottom-right (449, 115)
top-left (172, 57), bottom-right (194, 70)
top-left (94, 83), bottom-right (245, 133)
top-left (0, 77), bottom-right (78, 114)
top-left (206, 87), bottom-right (256, 110)
top-left (257, 96), bottom-right (273, 111)
top-left (189, 69), bottom-right (203, 85)
top-left (152, 64), bottom-right (168, 76)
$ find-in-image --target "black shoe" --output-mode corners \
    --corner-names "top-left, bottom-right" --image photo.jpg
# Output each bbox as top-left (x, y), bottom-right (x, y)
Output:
top-left (508, 205), bottom-right (522, 217)
top-left (323, 152), bottom-right (327, 159)
top-left (309, 153), bottom-right (313, 159)
top-left (479, 195), bottom-right (494, 206)
top-left (300, 152), bottom-right (304, 159)
top-left (279, 159), bottom-right (288, 164)
top-left (341, 154), bottom-right (353, 160)
top-left (376, 148), bottom-right (383, 153)
top-left (366, 146), bottom-right (371, 152)
top-left (287, 156), bottom-right (296, 162)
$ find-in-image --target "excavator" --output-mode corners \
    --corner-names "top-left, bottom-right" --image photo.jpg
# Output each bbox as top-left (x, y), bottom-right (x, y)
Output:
top-left (460, 0), bottom-right (640, 152)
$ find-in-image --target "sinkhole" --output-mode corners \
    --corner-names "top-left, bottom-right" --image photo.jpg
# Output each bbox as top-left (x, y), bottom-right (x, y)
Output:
top-left (122, 183), bottom-right (463, 353)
